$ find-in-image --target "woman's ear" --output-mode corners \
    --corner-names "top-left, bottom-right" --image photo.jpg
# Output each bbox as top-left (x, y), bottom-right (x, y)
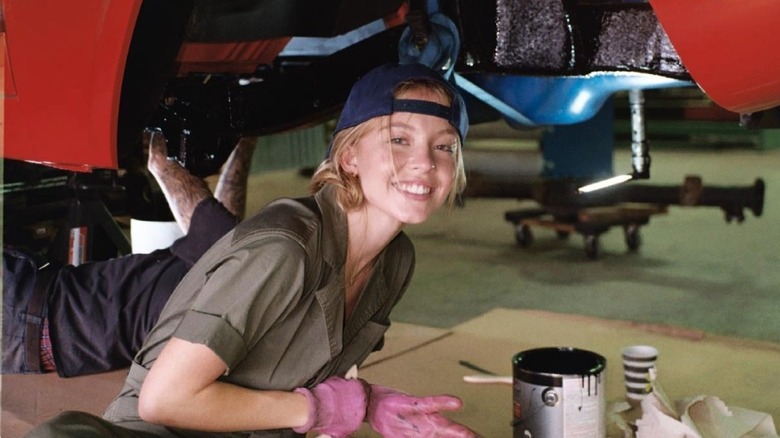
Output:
top-left (340, 145), bottom-right (359, 176)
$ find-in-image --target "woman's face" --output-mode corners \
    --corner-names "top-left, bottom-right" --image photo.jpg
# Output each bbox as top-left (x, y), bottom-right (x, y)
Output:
top-left (346, 87), bottom-right (458, 227)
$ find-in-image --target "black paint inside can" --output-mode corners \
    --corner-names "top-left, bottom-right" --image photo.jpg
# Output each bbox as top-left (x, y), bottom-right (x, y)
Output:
top-left (513, 347), bottom-right (606, 387)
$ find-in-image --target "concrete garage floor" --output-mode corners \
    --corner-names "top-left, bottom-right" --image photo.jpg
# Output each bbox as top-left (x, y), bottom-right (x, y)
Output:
top-left (246, 144), bottom-right (780, 345)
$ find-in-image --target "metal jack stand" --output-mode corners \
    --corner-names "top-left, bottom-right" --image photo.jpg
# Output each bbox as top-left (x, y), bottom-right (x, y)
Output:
top-left (47, 174), bottom-right (132, 266)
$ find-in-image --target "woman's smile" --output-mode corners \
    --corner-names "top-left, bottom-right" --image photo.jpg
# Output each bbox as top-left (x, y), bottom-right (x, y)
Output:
top-left (391, 180), bottom-right (434, 196)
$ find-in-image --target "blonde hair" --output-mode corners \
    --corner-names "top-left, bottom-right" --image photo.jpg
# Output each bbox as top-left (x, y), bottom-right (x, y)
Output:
top-left (310, 79), bottom-right (467, 210)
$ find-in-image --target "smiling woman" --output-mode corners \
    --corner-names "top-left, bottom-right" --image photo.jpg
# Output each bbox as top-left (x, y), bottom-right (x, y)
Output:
top-left (310, 64), bottom-right (469, 321)
top-left (313, 64), bottom-right (468, 212)
top-left (24, 63), bottom-right (478, 438)
top-left (356, 98), bottom-right (458, 225)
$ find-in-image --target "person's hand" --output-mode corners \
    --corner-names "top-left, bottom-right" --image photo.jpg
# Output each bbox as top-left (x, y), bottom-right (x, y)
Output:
top-left (366, 384), bottom-right (479, 437)
top-left (293, 375), bottom-right (370, 438)
top-left (146, 129), bottom-right (173, 175)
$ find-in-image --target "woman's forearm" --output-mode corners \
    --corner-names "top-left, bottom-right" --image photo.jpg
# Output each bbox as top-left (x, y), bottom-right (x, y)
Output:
top-left (139, 380), bottom-right (308, 431)
top-left (138, 337), bottom-right (309, 432)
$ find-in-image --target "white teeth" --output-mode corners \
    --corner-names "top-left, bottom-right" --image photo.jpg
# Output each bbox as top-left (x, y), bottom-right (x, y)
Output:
top-left (395, 183), bottom-right (431, 195)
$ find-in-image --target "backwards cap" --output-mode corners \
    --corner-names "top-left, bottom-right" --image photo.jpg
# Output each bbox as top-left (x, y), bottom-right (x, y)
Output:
top-left (333, 63), bottom-right (468, 144)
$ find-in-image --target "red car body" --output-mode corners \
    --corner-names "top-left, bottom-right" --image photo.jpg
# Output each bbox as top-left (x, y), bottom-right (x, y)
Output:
top-left (2, 0), bottom-right (779, 171)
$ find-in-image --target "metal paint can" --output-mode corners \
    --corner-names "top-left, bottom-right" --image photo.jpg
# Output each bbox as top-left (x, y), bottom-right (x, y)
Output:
top-left (513, 347), bottom-right (606, 438)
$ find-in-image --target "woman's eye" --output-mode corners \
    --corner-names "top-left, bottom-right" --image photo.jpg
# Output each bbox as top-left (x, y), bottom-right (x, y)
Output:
top-left (390, 137), bottom-right (408, 145)
top-left (435, 144), bottom-right (456, 153)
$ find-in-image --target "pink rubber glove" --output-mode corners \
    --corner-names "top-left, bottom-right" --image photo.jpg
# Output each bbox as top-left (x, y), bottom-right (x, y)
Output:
top-left (366, 384), bottom-right (479, 437)
top-left (293, 376), bottom-right (369, 437)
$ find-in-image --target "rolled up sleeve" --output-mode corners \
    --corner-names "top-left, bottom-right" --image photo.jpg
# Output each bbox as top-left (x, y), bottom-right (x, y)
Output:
top-left (172, 233), bottom-right (307, 372)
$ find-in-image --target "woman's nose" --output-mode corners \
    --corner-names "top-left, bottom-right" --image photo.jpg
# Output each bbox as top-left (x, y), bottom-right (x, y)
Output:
top-left (407, 147), bottom-right (435, 171)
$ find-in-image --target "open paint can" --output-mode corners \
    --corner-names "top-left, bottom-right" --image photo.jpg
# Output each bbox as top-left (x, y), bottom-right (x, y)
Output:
top-left (513, 347), bottom-right (606, 438)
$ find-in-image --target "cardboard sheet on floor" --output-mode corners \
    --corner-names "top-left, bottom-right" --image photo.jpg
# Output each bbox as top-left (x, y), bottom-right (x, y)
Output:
top-left (2, 369), bottom-right (127, 437)
top-left (355, 308), bottom-right (780, 437)
top-left (4, 310), bottom-right (779, 437)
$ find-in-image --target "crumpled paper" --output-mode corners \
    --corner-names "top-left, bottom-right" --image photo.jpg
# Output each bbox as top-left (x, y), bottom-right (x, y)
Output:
top-left (613, 374), bottom-right (779, 438)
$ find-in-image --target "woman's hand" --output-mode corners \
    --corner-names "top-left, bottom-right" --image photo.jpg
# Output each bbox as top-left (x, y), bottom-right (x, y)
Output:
top-left (366, 384), bottom-right (479, 437)
top-left (293, 376), bottom-right (370, 437)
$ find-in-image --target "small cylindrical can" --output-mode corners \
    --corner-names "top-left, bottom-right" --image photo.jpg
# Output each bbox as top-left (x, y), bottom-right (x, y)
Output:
top-left (513, 347), bottom-right (606, 438)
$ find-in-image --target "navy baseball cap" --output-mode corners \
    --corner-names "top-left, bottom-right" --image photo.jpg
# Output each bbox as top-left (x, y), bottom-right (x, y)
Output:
top-left (330, 63), bottom-right (468, 155)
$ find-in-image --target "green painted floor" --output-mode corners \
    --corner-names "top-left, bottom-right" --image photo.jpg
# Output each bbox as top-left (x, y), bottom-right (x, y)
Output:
top-left (246, 146), bottom-right (780, 344)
